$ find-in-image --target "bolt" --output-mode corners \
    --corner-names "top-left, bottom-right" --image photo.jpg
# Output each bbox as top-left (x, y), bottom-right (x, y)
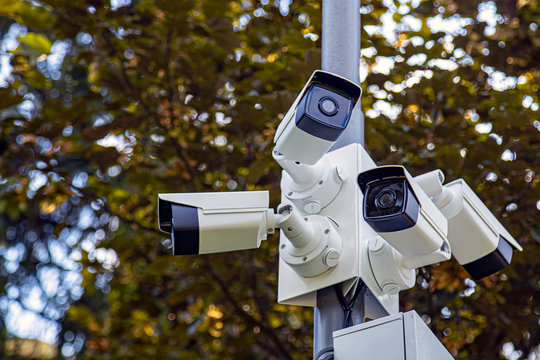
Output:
top-left (303, 200), bottom-right (321, 214)
top-left (287, 227), bottom-right (293, 231)
top-left (323, 248), bottom-right (340, 267)
top-left (382, 283), bottom-right (400, 296)
top-left (324, 229), bottom-right (330, 234)
top-left (280, 244), bottom-right (286, 249)
top-left (368, 237), bottom-right (385, 252)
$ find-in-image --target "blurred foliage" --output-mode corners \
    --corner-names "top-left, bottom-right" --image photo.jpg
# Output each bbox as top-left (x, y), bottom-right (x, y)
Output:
top-left (0, 0), bottom-right (538, 359)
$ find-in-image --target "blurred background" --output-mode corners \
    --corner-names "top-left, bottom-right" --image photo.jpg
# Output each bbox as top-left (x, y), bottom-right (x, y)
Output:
top-left (0, 0), bottom-right (538, 359)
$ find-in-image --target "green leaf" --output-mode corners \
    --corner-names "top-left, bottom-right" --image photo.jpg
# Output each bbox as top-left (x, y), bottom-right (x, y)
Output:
top-left (0, 89), bottom-right (22, 109)
top-left (0, 0), bottom-right (54, 30)
top-left (17, 32), bottom-right (51, 55)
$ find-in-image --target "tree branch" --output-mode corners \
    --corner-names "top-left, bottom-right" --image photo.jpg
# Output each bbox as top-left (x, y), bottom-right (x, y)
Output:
top-left (202, 260), bottom-right (293, 360)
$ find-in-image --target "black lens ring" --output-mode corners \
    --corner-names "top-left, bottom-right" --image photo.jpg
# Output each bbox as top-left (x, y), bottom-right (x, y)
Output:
top-left (318, 96), bottom-right (339, 116)
top-left (375, 189), bottom-right (397, 209)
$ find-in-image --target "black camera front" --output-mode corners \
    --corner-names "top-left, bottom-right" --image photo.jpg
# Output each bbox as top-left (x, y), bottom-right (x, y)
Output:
top-left (361, 178), bottom-right (420, 233)
top-left (376, 190), bottom-right (396, 208)
top-left (293, 71), bottom-right (361, 143)
top-left (158, 199), bottom-right (200, 255)
top-left (294, 84), bottom-right (354, 142)
top-left (364, 180), bottom-right (406, 218)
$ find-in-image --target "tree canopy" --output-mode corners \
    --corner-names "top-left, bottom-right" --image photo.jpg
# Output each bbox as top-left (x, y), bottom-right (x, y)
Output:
top-left (0, 0), bottom-right (538, 359)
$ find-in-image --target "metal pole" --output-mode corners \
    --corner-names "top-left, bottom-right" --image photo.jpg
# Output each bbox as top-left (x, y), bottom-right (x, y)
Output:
top-left (323, 0), bottom-right (363, 149)
top-left (314, 1), bottom-right (362, 359)
top-left (314, 285), bottom-right (365, 359)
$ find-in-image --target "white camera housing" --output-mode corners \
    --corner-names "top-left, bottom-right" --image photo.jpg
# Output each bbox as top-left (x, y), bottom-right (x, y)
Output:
top-left (274, 70), bottom-right (361, 165)
top-left (357, 166), bottom-right (449, 259)
top-left (415, 170), bottom-right (522, 279)
top-left (158, 191), bottom-right (275, 255)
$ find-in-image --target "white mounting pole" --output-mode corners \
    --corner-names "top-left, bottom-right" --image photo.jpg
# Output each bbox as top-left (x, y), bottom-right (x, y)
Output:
top-left (314, 1), bottom-right (363, 359)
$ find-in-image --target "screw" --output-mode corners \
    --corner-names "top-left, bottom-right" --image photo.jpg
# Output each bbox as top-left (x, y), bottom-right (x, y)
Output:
top-left (303, 200), bottom-right (321, 214)
top-left (382, 283), bottom-right (400, 296)
top-left (280, 244), bottom-right (285, 249)
top-left (303, 256), bottom-right (307, 262)
top-left (369, 237), bottom-right (385, 252)
top-left (287, 227), bottom-right (293, 231)
top-left (323, 249), bottom-right (340, 267)
top-left (324, 229), bottom-right (330, 234)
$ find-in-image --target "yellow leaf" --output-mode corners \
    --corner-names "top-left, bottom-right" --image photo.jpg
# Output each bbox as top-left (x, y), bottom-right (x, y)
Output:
top-left (207, 305), bottom-right (223, 319)
top-left (267, 53), bottom-right (279, 63)
top-left (408, 104), bottom-right (419, 113)
top-left (17, 32), bottom-right (51, 55)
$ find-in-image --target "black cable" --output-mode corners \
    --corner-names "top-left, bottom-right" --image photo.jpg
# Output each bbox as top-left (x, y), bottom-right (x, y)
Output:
top-left (333, 280), bottom-right (366, 328)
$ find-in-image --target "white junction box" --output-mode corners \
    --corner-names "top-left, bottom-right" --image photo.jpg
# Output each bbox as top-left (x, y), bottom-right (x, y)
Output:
top-left (276, 143), bottom-right (399, 317)
top-left (333, 311), bottom-right (453, 360)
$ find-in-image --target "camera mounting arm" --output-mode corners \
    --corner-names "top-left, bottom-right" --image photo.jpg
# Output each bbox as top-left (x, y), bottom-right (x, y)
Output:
top-left (273, 149), bottom-right (343, 215)
top-left (274, 203), bottom-right (342, 278)
top-left (367, 235), bottom-right (451, 295)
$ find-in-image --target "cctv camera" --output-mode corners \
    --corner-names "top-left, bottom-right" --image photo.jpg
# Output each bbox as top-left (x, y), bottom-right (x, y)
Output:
top-left (415, 170), bottom-right (522, 280)
top-left (357, 166), bottom-right (449, 259)
top-left (158, 191), bottom-right (276, 255)
top-left (274, 70), bottom-right (361, 165)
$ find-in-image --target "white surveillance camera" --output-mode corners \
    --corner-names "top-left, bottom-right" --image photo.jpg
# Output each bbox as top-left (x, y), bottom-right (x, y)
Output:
top-left (274, 70), bottom-right (361, 165)
top-left (357, 166), bottom-right (449, 260)
top-left (415, 170), bottom-right (523, 280)
top-left (158, 191), bottom-right (276, 255)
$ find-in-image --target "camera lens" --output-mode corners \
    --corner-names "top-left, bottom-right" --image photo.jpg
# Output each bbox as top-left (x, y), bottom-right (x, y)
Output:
top-left (364, 180), bottom-right (407, 219)
top-left (318, 97), bottom-right (338, 116)
top-left (375, 190), bottom-right (396, 209)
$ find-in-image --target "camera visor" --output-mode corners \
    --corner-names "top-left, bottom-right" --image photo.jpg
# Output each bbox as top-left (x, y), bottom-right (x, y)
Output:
top-left (364, 180), bottom-right (406, 218)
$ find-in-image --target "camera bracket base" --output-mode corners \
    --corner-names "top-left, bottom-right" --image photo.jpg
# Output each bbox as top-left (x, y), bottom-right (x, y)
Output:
top-left (277, 143), bottom-right (399, 317)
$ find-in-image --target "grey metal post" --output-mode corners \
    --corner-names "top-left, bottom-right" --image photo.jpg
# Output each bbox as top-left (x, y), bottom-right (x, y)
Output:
top-left (323, 0), bottom-right (363, 149)
top-left (314, 1), bottom-right (363, 359)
